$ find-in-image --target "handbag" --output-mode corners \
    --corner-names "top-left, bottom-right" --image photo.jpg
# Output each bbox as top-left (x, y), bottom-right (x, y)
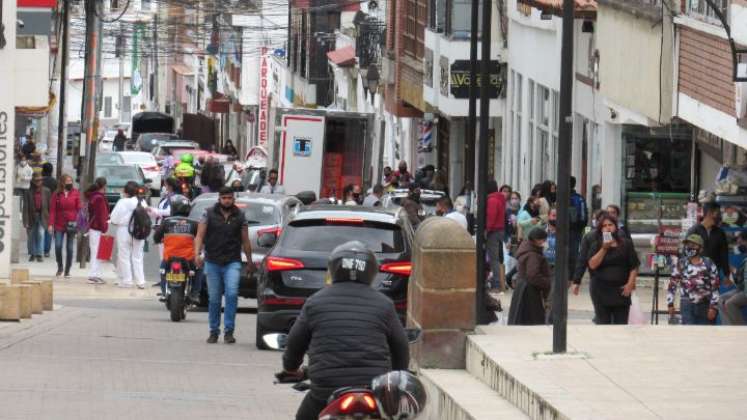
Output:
top-left (66, 221), bottom-right (78, 235)
top-left (97, 234), bottom-right (115, 261)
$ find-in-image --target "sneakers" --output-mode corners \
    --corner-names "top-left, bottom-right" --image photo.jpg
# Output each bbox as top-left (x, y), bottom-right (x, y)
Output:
top-left (224, 332), bottom-right (236, 344)
top-left (64, 273), bottom-right (71, 280)
top-left (136, 284), bottom-right (146, 290)
top-left (36, 256), bottom-right (43, 262)
top-left (206, 333), bottom-right (219, 344)
top-left (29, 255), bottom-right (36, 262)
top-left (56, 271), bottom-right (63, 278)
top-left (88, 277), bottom-right (105, 284)
top-left (44, 253), bottom-right (50, 258)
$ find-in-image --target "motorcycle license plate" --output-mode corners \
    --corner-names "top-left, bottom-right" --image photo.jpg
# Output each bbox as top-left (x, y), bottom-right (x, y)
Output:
top-left (166, 273), bottom-right (186, 282)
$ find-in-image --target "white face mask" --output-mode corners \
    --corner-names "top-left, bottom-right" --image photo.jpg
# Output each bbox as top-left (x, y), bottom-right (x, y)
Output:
top-left (20, 161), bottom-right (27, 167)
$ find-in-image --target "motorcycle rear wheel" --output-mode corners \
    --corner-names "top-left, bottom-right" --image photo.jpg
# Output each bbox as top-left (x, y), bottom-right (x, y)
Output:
top-left (170, 289), bottom-right (186, 322)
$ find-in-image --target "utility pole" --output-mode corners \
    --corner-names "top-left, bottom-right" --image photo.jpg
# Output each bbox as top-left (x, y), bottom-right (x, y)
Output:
top-left (469, 0), bottom-right (489, 323)
top-left (153, 12), bottom-right (159, 111)
top-left (553, 0), bottom-right (575, 353)
top-left (80, 0), bottom-right (103, 192)
top-left (475, 0), bottom-right (493, 324)
top-left (56, 0), bottom-right (70, 179)
top-left (117, 25), bottom-right (124, 125)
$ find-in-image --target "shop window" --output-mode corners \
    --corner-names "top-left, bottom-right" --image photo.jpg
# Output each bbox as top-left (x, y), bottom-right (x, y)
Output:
top-left (623, 125), bottom-right (692, 193)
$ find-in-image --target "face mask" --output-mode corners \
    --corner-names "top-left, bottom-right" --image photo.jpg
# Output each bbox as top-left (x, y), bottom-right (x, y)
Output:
top-left (352, 193), bottom-right (360, 202)
top-left (20, 161), bottom-right (27, 167)
top-left (738, 245), bottom-right (747, 254)
top-left (64, 184), bottom-right (73, 191)
top-left (684, 248), bottom-right (699, 258)
top-left (410, 193), bottom-right (421, 202)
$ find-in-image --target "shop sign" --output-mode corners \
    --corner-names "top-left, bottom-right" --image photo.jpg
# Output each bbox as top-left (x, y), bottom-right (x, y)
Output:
top-left (449, 60), bottom-right (503, 99)
top-left (0, 0), bottom-right (15, 279)
top-left (655, 226), bottom-right (682, 255)
top-left (258, 47), bottom-right (270, 147)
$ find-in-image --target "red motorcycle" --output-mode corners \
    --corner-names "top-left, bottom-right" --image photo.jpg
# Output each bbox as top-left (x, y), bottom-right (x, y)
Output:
top-left (267, 332), bottom-right (426, 420)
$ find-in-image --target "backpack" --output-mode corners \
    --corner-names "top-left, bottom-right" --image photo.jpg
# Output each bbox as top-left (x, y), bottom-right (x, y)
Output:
top-left (569, 193), bottom-right (587, 227)
top-left (77, 203), bottom-right (90, 233)
top-left (128, 198), bottom-right (152, 240)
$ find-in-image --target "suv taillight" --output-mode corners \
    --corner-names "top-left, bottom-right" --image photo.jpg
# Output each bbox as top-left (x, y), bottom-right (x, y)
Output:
top-left (380, 261), bottom-right (412, 276)
top-left (266, 256), bottom-right (304, 271)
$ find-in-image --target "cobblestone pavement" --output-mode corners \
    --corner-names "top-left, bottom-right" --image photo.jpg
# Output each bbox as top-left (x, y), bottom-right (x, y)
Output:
top-left (0, 297), bottom-right (302, 420)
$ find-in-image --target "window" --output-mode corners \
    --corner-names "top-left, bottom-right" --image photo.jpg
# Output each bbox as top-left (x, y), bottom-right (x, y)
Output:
top-left (528, 80), bottom-right (535, 183)
top-left (447, 0), bottom-right (482, 40)
top-left (122, 96), bottom-right (131, 121)
top-left (282, 221), bottom-right (405, 253)
top-left (104, 97), bottom-right (112, 118)
top-left (429, 0), bottom-right (446, 32)
top-left (511, 71), bottom-right (523, 184)
top-left (687, 0), bottom-right (728, 25)
top-left (16, 36), bottom-right (35, 49)
top-left (403, 0), bottom-right (427, 59)
top-left (536, 85), bottom-right (550, 181)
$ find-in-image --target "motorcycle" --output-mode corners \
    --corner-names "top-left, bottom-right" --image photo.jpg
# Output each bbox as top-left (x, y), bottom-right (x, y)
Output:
top-left (266, 329), bottom-right (426, 420)
top-left (161, 257), bottom-right (195, 322)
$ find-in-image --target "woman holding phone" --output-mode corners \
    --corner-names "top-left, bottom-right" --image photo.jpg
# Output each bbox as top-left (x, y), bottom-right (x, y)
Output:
top-left (585, 213), bottom-right (639, 324)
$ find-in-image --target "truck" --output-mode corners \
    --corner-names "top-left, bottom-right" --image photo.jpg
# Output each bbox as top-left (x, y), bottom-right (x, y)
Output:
top-left (271, 108), bottom-right (376, 199)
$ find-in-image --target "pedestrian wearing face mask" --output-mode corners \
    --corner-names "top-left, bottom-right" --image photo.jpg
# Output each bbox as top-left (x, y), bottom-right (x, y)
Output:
top-left (48, 174), bottom-right (81, 278)
top-left (667, 235), bottom-right (719, 325)
top-left (579, 213), bottom-right (639, 324)
top-left (508, 228), bottom-right (551, 325)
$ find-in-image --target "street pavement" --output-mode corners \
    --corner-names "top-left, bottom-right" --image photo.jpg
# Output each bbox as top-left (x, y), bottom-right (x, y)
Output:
top-left (0, 284), bottom-right (303, 420)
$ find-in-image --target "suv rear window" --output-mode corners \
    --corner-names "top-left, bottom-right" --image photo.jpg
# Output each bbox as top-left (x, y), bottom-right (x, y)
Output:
top-left (189, 200), bottom-right (280, 225)
top-left (281, 220), bottom-right (405, 253)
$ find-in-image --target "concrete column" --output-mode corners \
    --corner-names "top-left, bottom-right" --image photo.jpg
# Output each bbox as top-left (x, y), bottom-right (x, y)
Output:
top-left (601, 123), bottom-right (623, 208)
top-left (408, 217), bottom-right (476, 369)
top-left (0, 285), bottom-right (22, 320)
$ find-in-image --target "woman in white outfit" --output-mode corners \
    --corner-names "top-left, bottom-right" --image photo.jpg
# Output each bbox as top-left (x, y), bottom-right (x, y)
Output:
top-left (85, 178), bottom-right (109, 284)
top-left (109, 181), bottom-right (148, 288)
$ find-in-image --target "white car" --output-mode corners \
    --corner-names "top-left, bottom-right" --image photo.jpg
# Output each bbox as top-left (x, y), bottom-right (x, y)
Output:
top-left (99, 130), bottom-right (118, 152)
top-left (118, 151), bottom-right (162, 195)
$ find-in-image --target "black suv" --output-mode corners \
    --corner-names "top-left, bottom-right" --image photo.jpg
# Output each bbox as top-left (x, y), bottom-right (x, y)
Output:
top-left (255, 205), bottom-right (415, 349)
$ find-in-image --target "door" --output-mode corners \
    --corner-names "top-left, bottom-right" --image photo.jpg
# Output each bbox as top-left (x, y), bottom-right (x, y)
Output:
top-left (279, 114), bottom-right (326, 196)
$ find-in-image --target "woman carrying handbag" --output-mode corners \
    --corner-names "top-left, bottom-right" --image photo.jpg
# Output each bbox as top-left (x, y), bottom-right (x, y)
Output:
top-left (48, 174), bottom-right (81, 278)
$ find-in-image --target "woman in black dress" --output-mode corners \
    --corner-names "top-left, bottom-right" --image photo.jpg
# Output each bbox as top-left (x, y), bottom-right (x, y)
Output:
top-left (586, 213), bottom-right (639, 324)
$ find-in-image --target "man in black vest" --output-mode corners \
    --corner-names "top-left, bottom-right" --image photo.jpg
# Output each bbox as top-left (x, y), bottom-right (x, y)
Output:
top-left (194, 187), bottom-right (253, 344)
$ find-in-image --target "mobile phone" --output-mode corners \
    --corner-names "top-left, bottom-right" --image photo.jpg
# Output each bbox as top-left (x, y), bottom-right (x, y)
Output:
top-left (603, 231), bottom-right (613, 242)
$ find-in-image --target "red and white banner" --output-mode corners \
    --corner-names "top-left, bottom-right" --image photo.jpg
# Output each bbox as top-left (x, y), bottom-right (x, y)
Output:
top-left (258, 48), bottom-right (270, 147)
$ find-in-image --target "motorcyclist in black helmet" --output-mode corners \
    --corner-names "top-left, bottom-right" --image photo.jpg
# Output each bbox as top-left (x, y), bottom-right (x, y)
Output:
top-left (153, 195), bottom-right (200, 301)
top-left (281, 240), bottom-right (410, 420)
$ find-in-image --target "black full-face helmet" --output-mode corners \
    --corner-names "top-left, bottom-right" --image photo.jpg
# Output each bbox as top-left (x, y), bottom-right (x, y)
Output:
top-left (328, 240), bottom-right (379, 286)
top-left (170, 194), bottom-right (191, 217)
top-left (371, 370), bottom-right (427, 419)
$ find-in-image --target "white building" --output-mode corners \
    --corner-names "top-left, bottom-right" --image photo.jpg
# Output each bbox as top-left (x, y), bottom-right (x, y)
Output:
top-left (67, 58), bottom-right (133, 128)
top-left (502, 0), bottom-right (603, 203)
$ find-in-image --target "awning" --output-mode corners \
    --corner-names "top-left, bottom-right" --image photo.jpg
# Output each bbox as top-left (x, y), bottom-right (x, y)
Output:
top-left (327, 45), bottom-right (356, 67)
top-left (172, 63), bottom-right (194, 76)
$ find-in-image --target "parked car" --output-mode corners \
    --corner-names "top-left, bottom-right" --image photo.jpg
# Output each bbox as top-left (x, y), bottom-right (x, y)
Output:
top-left (136, 132), bottom-right (179, 152)
top-left (188, 192), bottom-right (303, 306)
top-left (95, 152), bottom-right (125, 166)
top-left (94, 164), bottom-right (150, 209)
top-left (381, 188), bottom-right (446, 217)
top-left (254, 205), bottom-right (414, 349)
top-left (118, 151), bottom-right (162, 195)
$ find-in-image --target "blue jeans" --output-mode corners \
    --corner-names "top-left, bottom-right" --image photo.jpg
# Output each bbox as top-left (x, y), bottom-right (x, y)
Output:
top-left (27, 219), bottom-right (45, 257)
top-left (205, 261), bottom-right (241, 334)
top-left (680, 298), bottom-right (709, 325)
top-left (54, 231), bottom-right (75, 274)
top-left (44, 229), bottom-right (52, 255)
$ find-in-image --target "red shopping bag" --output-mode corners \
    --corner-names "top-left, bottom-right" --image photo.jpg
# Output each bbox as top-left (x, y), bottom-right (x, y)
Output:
top-left (97, 235), bottom-right (115, 261)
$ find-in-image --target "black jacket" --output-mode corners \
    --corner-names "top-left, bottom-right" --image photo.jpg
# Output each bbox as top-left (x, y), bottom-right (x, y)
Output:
top-left (687, 224), bottom-right (730, 277)
top-left (283, 282), bottom-right (409, 400)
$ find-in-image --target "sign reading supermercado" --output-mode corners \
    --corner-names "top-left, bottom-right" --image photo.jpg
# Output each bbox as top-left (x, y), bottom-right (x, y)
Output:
top-left (0, 0), bottom-right (17, 281)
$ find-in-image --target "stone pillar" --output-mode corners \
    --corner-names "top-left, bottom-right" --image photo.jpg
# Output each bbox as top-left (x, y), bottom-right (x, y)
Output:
top-left (0, 286), bottom-right (22, 321)
top-left (39, 280), bottom-right (53, 311)
top-left (408, 217), bottom-right (476, 369)
top-left (18, 285), bottom-right (32, 319)
top-left (22, 282), bottom-right (43, 314)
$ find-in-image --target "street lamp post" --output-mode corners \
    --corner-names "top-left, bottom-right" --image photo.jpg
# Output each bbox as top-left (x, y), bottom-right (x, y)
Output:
top-left (553, 0), bottom-right (575, 353)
